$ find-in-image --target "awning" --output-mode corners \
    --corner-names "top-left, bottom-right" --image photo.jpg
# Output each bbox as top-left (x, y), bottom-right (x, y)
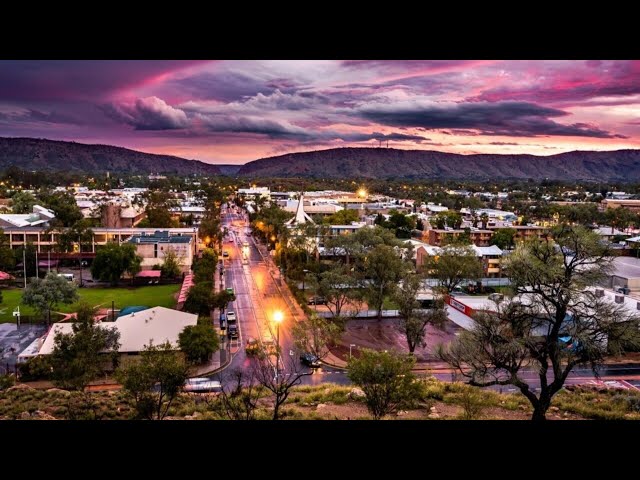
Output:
top-left (135, 270), bottom-right (162, 278)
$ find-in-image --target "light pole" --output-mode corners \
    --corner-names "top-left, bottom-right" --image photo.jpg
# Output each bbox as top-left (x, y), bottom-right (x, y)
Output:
top-left (302, 269), bottom-right (309, 292)
top-left (349, 344), bottom-right (356, 360)
top-left (273, 310), bottom-right (283, 380)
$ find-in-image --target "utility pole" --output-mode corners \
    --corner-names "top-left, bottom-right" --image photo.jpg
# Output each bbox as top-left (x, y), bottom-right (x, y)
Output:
top-left (23, 249), bottom-right (26, 288)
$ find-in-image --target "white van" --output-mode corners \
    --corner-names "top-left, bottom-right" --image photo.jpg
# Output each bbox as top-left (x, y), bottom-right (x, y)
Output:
top-left (58, 273), bottom-right (74, 282)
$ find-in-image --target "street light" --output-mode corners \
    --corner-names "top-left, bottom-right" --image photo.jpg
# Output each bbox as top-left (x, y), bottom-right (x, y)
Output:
top-left (349, 344), bottom-right (356, 360)
top-left (302, 269), bottom-right (310, 291)
top-left (273, 310), bottom-right (284, 380)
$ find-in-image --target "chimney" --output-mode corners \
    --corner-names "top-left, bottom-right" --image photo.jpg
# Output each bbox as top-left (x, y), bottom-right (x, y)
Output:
top-left (615, 294), bottom-right (624, 304)
top-left (594, 289), bottom-right (604, 298)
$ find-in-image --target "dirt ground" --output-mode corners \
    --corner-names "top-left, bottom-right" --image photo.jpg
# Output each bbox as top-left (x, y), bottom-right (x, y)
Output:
top-left (332, 317), bottom-right (462, 364)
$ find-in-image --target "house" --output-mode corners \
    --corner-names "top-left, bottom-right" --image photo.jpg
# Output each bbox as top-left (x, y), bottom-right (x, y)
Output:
top-left (593, 226), bottom-right (630, 242)
top-left (127, 230), bottom-right (194, 272)
top-left (36, 307), bottom-right (198, 357)
top-left (0, 205), bottom-right (55, 228)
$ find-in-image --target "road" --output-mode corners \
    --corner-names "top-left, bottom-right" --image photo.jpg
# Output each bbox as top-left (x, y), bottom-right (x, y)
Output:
top-left (207, 206), bottom-right (640, 392)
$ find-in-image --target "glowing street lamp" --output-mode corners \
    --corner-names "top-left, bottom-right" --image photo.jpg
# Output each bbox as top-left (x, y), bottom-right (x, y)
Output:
top-left (273, 310), bottom-right (284, 380)
top-left (357, 188), bottom-right (367, 199)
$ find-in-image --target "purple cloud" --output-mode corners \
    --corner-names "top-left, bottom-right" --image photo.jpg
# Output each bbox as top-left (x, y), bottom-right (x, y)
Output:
top-left (103, 97), bottom-right (188, 130)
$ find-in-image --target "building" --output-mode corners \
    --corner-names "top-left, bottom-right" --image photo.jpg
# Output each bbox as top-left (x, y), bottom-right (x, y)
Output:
top-left (237, 186), bottom-right (271, 198)
top-left (128, 230), bottom-right (194, 272)
top-left (0, 227), bottom-right (199, 261)
top-left (593, 226), bottom-right (630, 242)
top-left (460, 207), bottom-right (518, 223)
top-left (0, 205), bottom-right (55, 228)
top-left (415, 244), bottom-right (504, 277)
top-left (487, 225), bottom-right (547, 243)
top-left (101, 202), bottom-right (146, 228)
top-left (425, 228), bottom-right (493, 247)
top-left (606, 257), bottom-right (640, 293)
top-left (601, 199), bottom-right (640, 213)
top-left (36, 307), bottom-right (198, 356)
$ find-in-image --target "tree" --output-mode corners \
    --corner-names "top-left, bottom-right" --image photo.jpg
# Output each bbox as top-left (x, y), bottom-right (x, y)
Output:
top-left (432, 211), bottom-right (463, 229)
top-left (49, 303), bottom-right (121, 390)
top-left (183, 282), bottom-right (214, 316)
top-left (193, 249), bottom-right (217, 283)
top-left (11, 191), bottom-right (37, 214)
top-left (216, 368), bottom-right (263, 420)
top-left (160, 246), bottom-right (182, 279)
top-left (347, 349), bottom-right (420, 420)
top-left (116, 341), bottom-right (189, 420)
top-left (54, 219), bottom-right (94, 257)
top-left (324, 209), bottom-right (359, 225)
top-left (252, 354), bottom-right (312, 420)
top-left (90, 243), bottom-right (142, 286)
top-left (16, 242), bottom-right (37, 278)
top-left (178, 323), bottom-right (220, 364)
top-left (416, 218), bottom-right (425, 231)
top-left (439, 225), bottom-right (640, 421)
top-left (22, 272), bottom-right (78, 323)
top-left (291, 314), bottom-right (340, 361)
top-left (0, 228), bottom-right (15, 272)
top-left (364, 244), bottom-right (409, 320)
top-left (392, 273), bottom-right (447, 353)
top-left (39, 190), bottom-right (83, 227)
top-left (317, 265), bottom-right (361, 318)
top-left (490, 228), bottom-right (517, 250)
top-left (143, 191), bottom-right (179, 228)
top-left (211, 290), bottom-right (236, 313)
top-left (424, 244), bottom-right (483, 293)
top-left (387, 211), bottom-right (416, 239)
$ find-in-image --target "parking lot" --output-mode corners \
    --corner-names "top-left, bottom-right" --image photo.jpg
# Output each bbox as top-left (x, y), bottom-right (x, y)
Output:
top-left (0, 323), bottom-right (47, 370)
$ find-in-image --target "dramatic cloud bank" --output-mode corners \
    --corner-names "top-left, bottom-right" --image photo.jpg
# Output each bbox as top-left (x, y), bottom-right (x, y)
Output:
top-left (0, 60), bottom-right (638, 162)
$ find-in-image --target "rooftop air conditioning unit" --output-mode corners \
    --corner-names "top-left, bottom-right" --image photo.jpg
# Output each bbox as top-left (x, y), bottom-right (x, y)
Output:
top-left (594, 289), bottom-right (605, 298)
top-left (636, 302), bottom-right (640, 311)
top-left (615, 294), bottom-right (624, 304)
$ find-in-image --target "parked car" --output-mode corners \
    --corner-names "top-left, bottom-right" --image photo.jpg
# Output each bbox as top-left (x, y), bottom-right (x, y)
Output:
top-left (228, 323), bottom-right (239, 339)
top-left (307, 296), bottom-right (327, 305)
top-left (226, 311), bottom-right (236, 322)
top-left (219, 313), bottom-right (227, 330)
top-left (300, 352), bottom-right (321, 368)
top-left (222, 251), bottom-right (229, 258)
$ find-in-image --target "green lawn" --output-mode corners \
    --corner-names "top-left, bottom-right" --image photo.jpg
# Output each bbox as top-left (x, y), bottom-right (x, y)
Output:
top-left (0, 284), bottom-right (181, 323)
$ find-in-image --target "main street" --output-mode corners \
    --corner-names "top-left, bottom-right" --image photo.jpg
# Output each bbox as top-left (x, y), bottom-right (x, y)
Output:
top-left (208, 205), bottom-right (640, 391)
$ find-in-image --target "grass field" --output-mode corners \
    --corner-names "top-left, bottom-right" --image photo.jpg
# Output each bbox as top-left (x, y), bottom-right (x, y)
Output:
top-left (0, 284), bottom-right (181, 323)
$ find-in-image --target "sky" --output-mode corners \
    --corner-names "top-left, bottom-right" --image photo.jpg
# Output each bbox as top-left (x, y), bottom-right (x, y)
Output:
top-left (0, 60), bottom-right (639, 164)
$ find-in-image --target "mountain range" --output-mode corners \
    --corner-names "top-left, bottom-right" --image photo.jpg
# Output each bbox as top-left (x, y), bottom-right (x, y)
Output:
top-left (2, 137), bottom-right (640, 181)
top-left (0, 137), bottom-right (221, 175)
top-left (239, 147), bottom-right (640, 181)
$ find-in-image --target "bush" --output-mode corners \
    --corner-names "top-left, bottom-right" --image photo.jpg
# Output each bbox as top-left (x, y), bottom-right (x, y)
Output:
top-left (0, 374), bottom-right (15, 391)
top-left (449, 389), bottom-right (486, 420)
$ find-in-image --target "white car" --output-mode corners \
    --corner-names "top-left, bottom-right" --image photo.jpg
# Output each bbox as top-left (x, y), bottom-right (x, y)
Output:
top-left (227, 311), bottom-right (237, 322)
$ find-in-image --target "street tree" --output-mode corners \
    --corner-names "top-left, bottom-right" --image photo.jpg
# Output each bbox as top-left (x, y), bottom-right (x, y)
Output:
top-left (90, 243), bottom-right (142, 286)
top-left (438, 225), bottom-right (640, 421)
top-left (22, 272), bottom-right (79, 323)
top-left (160, 246), bottom-right (182, 279)
top-left (11, 191), bottom-right (37, 214)
top-left (116, 341), bottom-right (189, 420)
top-left (347, 349), bottom-right (421, 420)
top-left (291, 314), bottom-right (341, 361)
top-left (183, 282), bottom-right (214, 316)
top-left (490, 228), bottom-right (517, 250)
top-left (424, 244), bottom-right (483, 293)
top-left (49, 302), bottom-right (121, 390)
top-left (142, 191), bottom-right (179, 228)
top-left (252, 354), bottom-right (312, 420)
top-left (193, 249), bottom-right (217, 283)
top-left (178, 323), bottom-right (220, 364)
top-left (211, 290), bottom-right (236, 313)
top-left (392, 273), bottom-right (447, 353)
top-left (364, 244), bottom-right (409, 320)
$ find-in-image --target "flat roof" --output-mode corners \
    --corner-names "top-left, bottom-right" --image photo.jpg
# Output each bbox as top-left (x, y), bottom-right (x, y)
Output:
top-left (611, 257), bottom-right (640, 280)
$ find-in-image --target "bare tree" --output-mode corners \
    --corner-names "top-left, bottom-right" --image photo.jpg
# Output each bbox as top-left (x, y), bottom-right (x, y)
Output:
top-left (438, 225), bottom-right (640, 421)
top-left (217, 368), bottom-right (263, 421)
top-left (251, 354), bottom-right (312, 420)
top-left (291, 314), bottom-right (341, 361)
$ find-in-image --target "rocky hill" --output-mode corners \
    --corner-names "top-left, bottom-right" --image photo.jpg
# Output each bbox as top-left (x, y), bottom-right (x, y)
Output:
top-left (238, 147), bottom-right (640, 181)
top-left (0, 137), bottom-right (221, 175)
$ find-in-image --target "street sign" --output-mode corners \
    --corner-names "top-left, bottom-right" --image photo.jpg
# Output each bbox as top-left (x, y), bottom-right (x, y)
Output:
top-left (13, 307), bottom-right (20, 317)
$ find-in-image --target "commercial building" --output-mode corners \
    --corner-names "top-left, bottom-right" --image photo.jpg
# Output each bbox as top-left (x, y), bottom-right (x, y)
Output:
top-left (128, 230), bottom-right (194, 272)
top-left (415, 244), bottom-right (504, 277)
top-left (486, 225), bottom-right (547, 243)
top-left (425, 228), bottom-right (493, 247)
top-left (601, 199), bottom-right (640, 213)
top-left (0, 205), bottom-right (55, 228)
